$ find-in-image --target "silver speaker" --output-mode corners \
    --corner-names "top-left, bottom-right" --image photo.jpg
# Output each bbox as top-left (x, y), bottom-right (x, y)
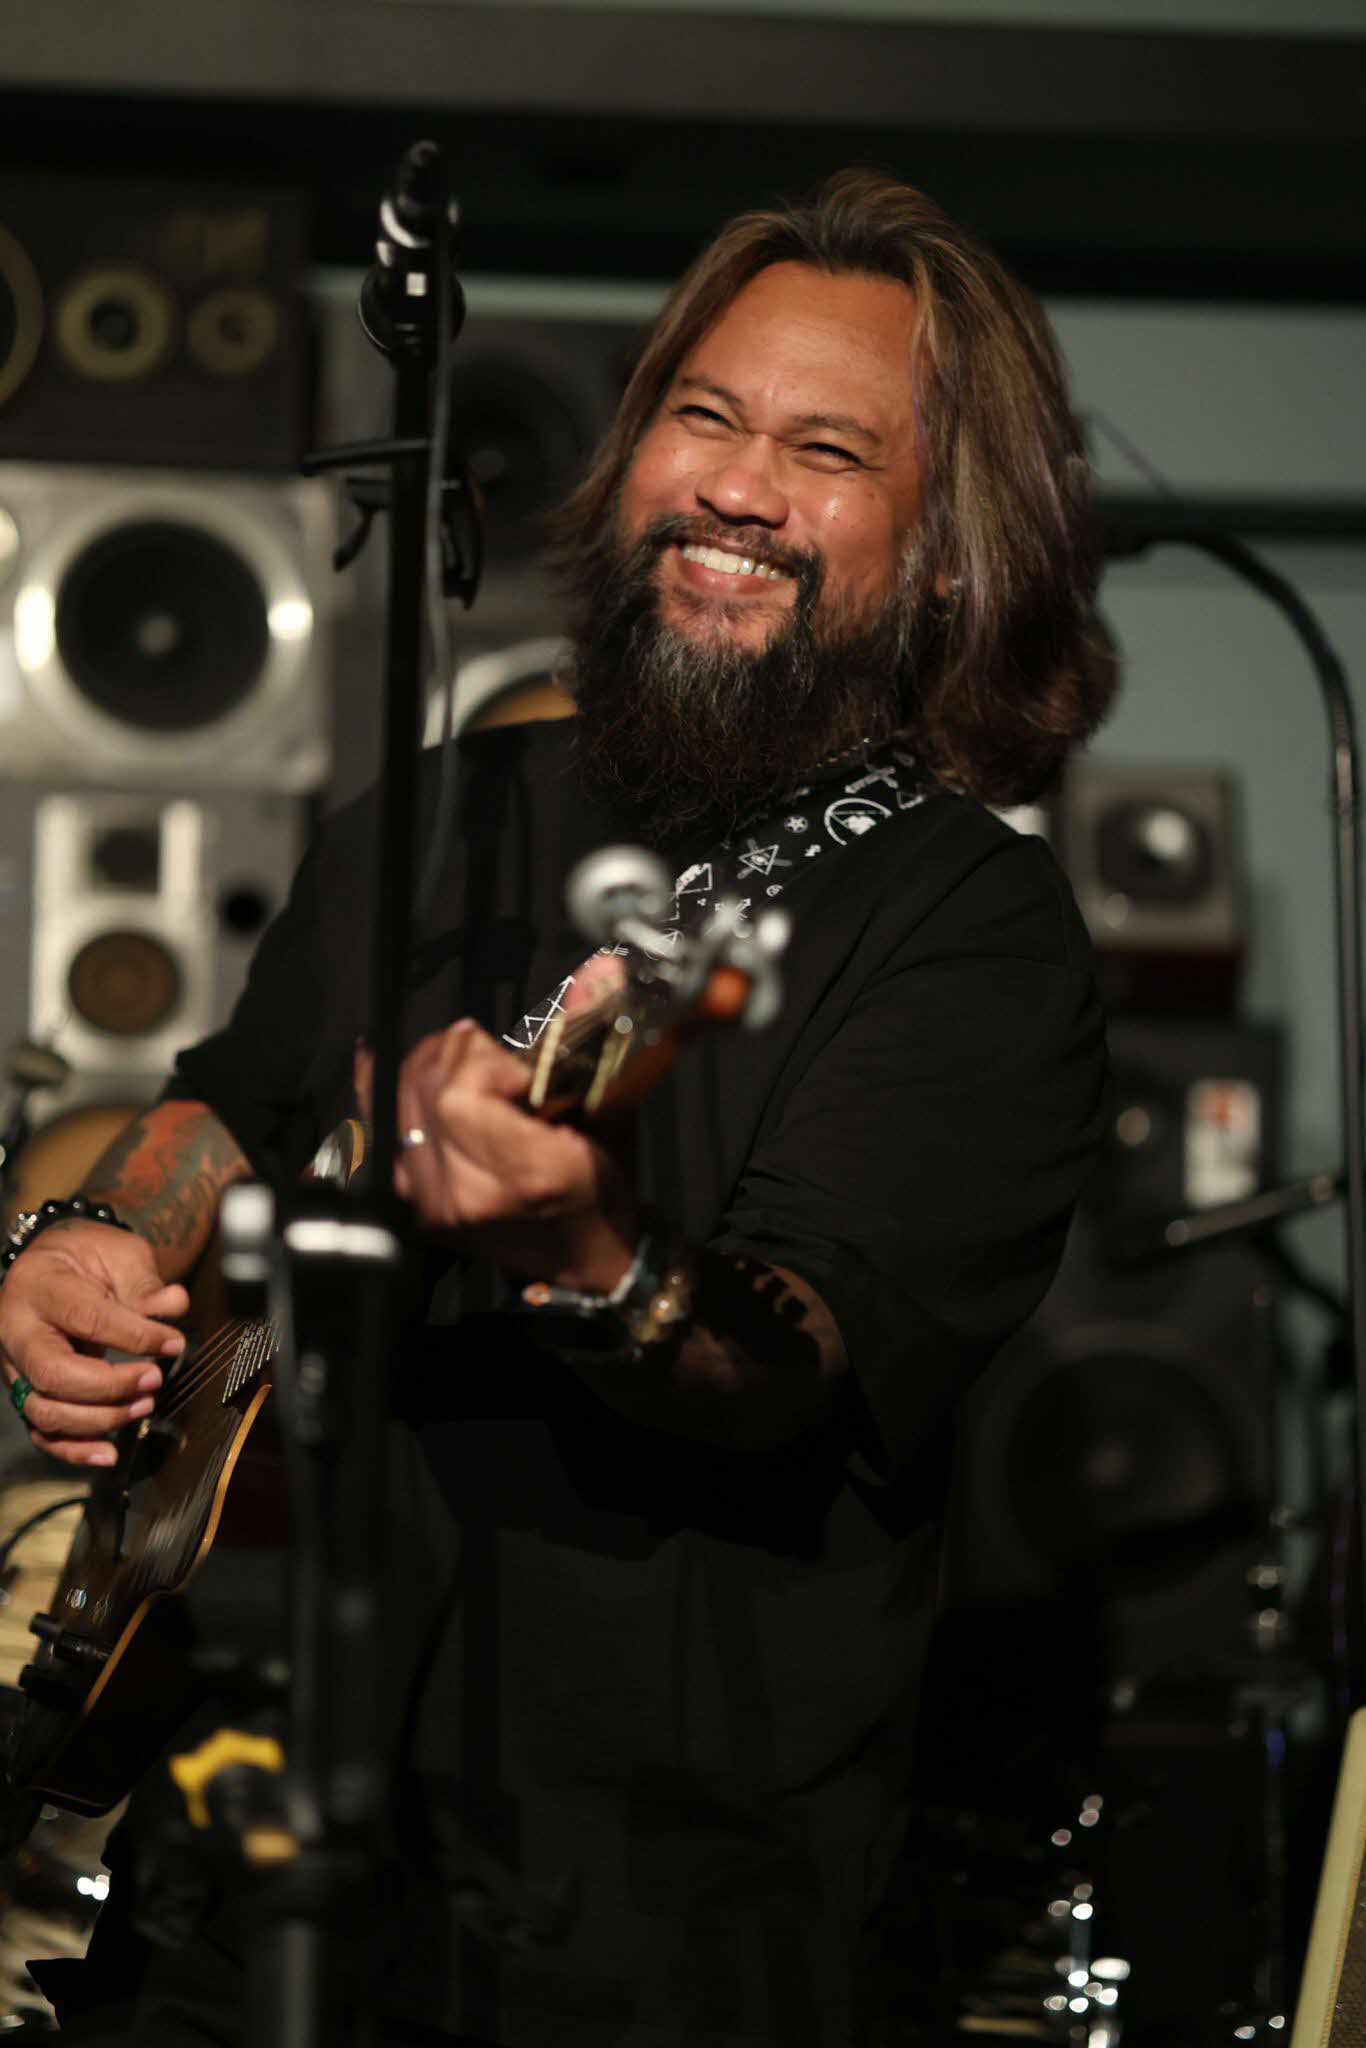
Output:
top-left (0, 784), bottom-right (306, 1127)
top-left (0, 464), bottom-right (337, 792)
top-left (1059, 762), bottom-right (1246, 1013)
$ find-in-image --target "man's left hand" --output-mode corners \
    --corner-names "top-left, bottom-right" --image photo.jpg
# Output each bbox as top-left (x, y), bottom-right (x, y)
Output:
top-left (359, 1016), bottom-right (640, 1296)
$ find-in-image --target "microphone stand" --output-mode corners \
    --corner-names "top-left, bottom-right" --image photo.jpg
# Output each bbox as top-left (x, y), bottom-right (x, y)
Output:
top-left (217, 142), bottom-right (471, 2046)
top-left (1104, 514), bottom-right (1366, 1679)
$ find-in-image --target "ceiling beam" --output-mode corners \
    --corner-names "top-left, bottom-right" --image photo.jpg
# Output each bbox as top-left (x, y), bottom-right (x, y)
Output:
top-left (7, 4), bottom-right (1365, 142)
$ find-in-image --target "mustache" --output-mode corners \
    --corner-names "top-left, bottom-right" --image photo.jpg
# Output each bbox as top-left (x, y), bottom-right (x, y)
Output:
top-left (633, 513), bottom-right (825, 605)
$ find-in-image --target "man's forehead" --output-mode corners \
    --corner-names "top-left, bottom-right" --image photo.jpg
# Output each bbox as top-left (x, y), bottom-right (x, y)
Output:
top-left (665, 264), bottom-right (922, 433)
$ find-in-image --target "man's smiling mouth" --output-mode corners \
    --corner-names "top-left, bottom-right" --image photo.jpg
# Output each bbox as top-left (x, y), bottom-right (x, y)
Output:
top-left (677, 542), bottom-right (788, 582)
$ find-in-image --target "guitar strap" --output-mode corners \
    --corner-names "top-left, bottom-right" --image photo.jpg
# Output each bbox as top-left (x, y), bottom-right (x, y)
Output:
top-left (503, 739), bottom-right (936, 1052)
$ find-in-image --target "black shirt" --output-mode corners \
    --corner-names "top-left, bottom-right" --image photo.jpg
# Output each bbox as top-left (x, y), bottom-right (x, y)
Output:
top-left (170, 720), bottom-right (1108, 2047)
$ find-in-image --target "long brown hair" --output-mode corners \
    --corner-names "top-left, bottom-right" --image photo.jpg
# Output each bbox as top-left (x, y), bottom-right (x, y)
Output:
top-left (551, 169), bottom-right (1115, 803)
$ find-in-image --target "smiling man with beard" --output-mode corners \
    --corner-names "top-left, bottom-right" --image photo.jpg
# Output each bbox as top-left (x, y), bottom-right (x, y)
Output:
top-left (2, 173), bottom-right (1113, 2047)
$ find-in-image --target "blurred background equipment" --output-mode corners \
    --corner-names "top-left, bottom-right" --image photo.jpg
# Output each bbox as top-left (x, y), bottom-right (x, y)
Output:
top-left (314, 274), bottom-right (649, 798)
top-left (0, 1453), bottom-right (114, 2033)
top-left (0, 169), bottom-right (326, 1203)
top-left (1061, 763), bottom-right (1247, 1014)
top-left (0, 174), bottom-right (308, 472)
top-left (943, 760), bottom-right (1333, 2038)
top-left (953, 1014), bottom-right (1283, 1685)
top-left (0, 464), bottom-right (335, 793)
top-left (0, 787), bottom-right (307, 1200)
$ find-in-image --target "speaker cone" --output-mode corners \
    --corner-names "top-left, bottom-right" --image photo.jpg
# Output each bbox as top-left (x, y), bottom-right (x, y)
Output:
top-left (1002, 1345), bottom-right (1251, 1602)
top-left (54, 266), bottom-right (174, 383)
top-left (1095, 798), bottom-right (1216, 908)
top-left (451, 360), bottom-right (589, 557)
top-left (55, 520), bottom-right (269, 732)
top-left (67, 930), bottom-right (182, 1037)
top-left (187, 287), bottom-right (280, 377)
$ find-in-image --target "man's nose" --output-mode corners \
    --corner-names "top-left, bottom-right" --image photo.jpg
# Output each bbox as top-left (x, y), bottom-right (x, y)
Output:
top-left (694, 441), bottom-right (788, 528)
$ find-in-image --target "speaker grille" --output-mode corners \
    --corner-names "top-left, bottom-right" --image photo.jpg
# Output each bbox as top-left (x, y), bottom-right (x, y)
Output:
top-left (55, 520), bottom-right (270, 734)
top-left (67, 929), bottom-right (182, 1037)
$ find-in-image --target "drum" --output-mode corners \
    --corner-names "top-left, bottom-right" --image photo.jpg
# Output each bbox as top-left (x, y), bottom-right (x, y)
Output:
top-left (2, 1101), bottom-right (141, 1227)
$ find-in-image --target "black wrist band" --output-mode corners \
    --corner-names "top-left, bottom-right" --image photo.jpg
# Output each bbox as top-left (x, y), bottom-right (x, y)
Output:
top-left (517, 1217), bottom-right (696, 1364)
top-left (0, 1197), bottom-right (133, 1284)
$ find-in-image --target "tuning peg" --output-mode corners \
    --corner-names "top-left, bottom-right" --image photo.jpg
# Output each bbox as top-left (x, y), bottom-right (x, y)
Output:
top-left (565, 846), bottom-right (673, 950)
top-left (727, 907), bottom-right (790, 1031)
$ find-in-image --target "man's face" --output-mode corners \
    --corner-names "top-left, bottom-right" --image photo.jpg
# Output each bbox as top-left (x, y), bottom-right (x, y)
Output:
top-left (617, 261), bottom-right (926, 654)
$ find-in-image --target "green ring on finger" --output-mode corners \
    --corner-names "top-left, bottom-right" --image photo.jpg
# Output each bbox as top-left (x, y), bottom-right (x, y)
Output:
top-left (9, 1375), bottom-right (33, 1418)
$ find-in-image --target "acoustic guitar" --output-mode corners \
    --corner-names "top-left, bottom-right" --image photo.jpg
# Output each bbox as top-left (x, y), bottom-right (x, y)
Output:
top-left (2, 910), bottom-right (771, 1830)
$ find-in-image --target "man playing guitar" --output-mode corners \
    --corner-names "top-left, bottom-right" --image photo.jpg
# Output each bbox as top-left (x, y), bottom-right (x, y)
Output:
top-left (0, 171), bottom-right (1113, 2046)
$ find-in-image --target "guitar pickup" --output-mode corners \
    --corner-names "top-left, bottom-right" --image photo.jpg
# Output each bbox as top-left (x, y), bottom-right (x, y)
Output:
top-left (28, 1613), bottom-right (111, 1667)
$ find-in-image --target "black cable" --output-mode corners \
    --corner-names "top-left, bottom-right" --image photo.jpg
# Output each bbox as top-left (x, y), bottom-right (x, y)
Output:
top-left (0, 1493), bottom-right (84, 1577)
top-left (414, 174), bottom-right (461, 930)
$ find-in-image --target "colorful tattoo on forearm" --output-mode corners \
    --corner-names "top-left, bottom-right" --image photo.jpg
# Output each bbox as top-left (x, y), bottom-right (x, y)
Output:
top-left (80, 1102), bottom-right (250, 1262)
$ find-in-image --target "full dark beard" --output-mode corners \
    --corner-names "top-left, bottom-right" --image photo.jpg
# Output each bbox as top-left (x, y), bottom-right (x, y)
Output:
top-left (566, 514), bottom-right (924, 847)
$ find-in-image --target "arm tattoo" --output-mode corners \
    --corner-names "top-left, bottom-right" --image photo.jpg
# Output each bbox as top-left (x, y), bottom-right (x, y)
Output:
top-left (79, 1101), bottom-right (251, 1271)
top-left (694, 1253), bottom-right (841, 1370)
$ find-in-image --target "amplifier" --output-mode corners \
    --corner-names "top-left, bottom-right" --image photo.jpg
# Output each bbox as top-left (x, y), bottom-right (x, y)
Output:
top-left (0, 174), bottom-right (310, 472)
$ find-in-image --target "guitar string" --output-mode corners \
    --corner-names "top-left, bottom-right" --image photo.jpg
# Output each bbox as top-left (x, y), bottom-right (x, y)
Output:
top-left (109, 1327), bottom-right (273, 1612)
top-left (162, 1322), bottom-right (276, 1419)
top-left (157, 1323), bottom-right (247, 1409)
top-left (156, 1323), bottom-right (268, 1420)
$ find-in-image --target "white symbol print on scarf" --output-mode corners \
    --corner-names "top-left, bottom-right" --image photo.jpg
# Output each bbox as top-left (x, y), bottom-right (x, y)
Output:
top-left (737, 840), bottom-right (793, 879)
top-left (824, 797), bottom-right (891, 844)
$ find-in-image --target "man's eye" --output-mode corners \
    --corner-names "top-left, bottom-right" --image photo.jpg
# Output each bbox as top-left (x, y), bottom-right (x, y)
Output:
top-left (805, 441), bottom-right (861, 466)
top-left (676, 404), bottom-right (730, 428)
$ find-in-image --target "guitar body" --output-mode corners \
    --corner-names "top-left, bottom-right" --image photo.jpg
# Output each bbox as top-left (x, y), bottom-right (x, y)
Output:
top-left (6, 1320), bottom-right (283, 1819)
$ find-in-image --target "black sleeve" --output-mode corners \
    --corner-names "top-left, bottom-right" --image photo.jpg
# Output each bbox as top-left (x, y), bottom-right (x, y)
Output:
top-left (708, 835), bottom-right (1109, 1474)
top-left (162, 833), bottom-right (330, 1188)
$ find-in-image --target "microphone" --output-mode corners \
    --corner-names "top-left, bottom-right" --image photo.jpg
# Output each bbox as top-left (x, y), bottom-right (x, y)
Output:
top-left (359, 139), bottom-right (465, 360)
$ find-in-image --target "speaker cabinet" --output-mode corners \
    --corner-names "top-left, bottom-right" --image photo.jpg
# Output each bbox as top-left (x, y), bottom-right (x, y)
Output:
top-left (0, 175), bottom-right (309, 473)
top-left (0, 464), bottom-right (335, 792)
top-left (1060, 763), bottom-right (1247, 1013)
top-left (949, 1017), bottom-right (1283, 1686)
top-left (0, 784), bottom-right (306, 1127)
top-left (314, 272), bottom-right (655, 803)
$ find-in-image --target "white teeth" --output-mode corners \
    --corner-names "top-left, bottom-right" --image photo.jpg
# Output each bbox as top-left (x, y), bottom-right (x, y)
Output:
top-left (679, 543), bottom-right (784, 581)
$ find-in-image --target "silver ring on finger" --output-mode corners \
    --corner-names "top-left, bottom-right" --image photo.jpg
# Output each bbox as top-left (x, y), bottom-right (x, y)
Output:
top-left (400, 1127), bottom-right (428, 1150)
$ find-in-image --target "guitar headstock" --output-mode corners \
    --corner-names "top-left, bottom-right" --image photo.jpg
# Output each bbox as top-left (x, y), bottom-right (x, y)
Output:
top-left (528, 845), bottom-right (789, 1124)
top-left (305, 843), bottom-right (789, 1183)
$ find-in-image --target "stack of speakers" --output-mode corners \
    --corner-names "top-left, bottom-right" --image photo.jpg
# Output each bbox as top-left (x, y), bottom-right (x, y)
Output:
top-left (957, 766), bottom-right (1278, 1681)
top-left (944, 765), bottom-right (1295, 2040)
top-left (0, 174), bottom-right (336, 1203)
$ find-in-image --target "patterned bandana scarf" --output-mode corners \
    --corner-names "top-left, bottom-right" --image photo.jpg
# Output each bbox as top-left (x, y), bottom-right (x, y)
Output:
top-left (504, 739), bottom-right (936, 1051)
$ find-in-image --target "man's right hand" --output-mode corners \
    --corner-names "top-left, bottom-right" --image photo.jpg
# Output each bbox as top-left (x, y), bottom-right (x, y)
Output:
top-left (0, 1223), bottom-right (189, 1468)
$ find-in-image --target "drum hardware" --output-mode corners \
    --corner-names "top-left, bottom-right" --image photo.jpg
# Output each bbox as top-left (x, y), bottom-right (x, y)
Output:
top-left (0, 1039), bottom-right (70, 1211)
top-left (0, 1462), bottom-right (117, 2031)
top-left (892, 1782), bottom-right (1128, 2043)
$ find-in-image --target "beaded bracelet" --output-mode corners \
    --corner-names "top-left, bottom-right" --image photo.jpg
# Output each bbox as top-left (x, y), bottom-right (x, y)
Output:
top-left (0, 1197), bottom-right (133, 1285)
